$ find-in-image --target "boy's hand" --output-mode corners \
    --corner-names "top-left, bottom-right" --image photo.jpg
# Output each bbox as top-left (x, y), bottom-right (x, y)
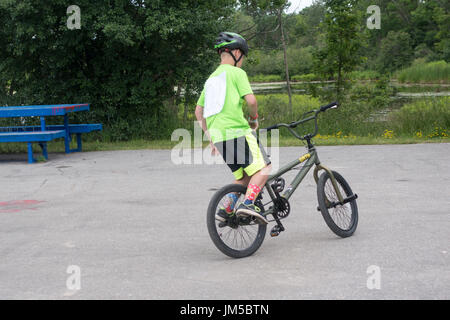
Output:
top-left (249, 119), bottom-right (259, 130)
top-left (210, 142), bottom-right (220, 156)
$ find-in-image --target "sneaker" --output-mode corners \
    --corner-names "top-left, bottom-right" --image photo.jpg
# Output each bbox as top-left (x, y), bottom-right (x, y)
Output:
top-left (216, 208), bottom-right (234, 228)
top-left (235, 203), bottom-right (268, 225)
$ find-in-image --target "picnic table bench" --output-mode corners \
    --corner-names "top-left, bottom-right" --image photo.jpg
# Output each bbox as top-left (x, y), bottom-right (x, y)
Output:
top-left (0, 104), bottom-right (102, 163)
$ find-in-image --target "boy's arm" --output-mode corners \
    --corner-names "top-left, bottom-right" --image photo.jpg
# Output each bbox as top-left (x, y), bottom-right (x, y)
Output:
top-left (195, 105), bottom-right (219, 155)
top-left (244, 94), bottom-right (259, 130)
top-left (236, 69), bottom-right (258, 129)
top-left (195, 105), bottom-right (207, 134)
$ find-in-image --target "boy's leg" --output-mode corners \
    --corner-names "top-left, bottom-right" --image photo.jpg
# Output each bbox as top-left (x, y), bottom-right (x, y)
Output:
top-left (221, 173), bottom-right (250, 215)
top-left (235, 132), bottom-right (272, 224)
top-left (214, 133), bottom-right (270, 224)
top-left (235, 172), bottom-right (251, 187)
top-left (215, 139), bottom-right (251, 223)
top-left (243, 164), bottom-right (271, 203)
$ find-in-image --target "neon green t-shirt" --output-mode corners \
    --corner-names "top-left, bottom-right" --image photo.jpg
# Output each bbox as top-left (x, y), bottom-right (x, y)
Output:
top-left (197, 64), bottom-right (253, 144)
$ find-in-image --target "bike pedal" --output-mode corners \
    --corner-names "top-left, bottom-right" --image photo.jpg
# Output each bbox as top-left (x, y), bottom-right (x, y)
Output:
top-left (270, 226), bottom-right (282, 237)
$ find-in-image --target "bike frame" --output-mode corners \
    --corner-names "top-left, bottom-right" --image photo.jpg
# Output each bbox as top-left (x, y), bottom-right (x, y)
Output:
top-left (261, 144), bottom-right (345, 218)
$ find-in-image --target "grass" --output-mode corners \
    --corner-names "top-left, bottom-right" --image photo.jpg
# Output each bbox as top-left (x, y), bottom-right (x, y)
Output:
top-left (291, 73), bottom-right (320, 82)
top-left (278, 135), bottom-right (448, 146)
top-left (249, 74), bottom-right (284, 83)
top-left (348, 70), bottom-right (381, 80)
top-left (1, 95), bottom-right (448, 156)
top-left (250, 71), bottom-right (383, 83)
top-left (0, 134), bottom-right (447, 157)
top-left (397, 60), bottom-right (450, 84)
top-left (0, 139), bottom-right (180, 154)
top-left (393, 84), bottom-right (448, 93)
top-left (389, 97), bottom-right (449, 137)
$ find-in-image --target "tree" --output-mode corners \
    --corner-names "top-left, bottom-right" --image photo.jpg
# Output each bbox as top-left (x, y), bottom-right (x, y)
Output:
top-left (239, 0), bottom-right (293, 113)
top-left (278, 6), bottom-right (293, 114)
top-left (313, 0), bottom-right (365, 100)
top-left (433, 4), bottom-right (450, 61)
top-left (0, 0), bottom-right (236, 140)
top-left (376, 31), bottom-right (413, 73)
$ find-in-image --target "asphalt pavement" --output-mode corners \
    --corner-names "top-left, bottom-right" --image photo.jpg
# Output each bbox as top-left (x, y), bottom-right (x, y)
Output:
top-left (0, 143), bottom-right (449, 299)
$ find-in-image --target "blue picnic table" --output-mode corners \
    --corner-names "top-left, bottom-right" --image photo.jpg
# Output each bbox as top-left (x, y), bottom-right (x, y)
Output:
top-left (0, 104), bottom-right (102, 163)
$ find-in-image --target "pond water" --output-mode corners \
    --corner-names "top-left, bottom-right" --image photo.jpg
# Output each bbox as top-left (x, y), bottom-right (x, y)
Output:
top-left (250, 81), bottom-right (449, 123)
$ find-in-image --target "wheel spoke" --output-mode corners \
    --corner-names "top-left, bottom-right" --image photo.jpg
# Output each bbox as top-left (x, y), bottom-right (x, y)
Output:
top-left (214, 191), bottom-right (263, 251)
top-left (322, 175), bottom-right (355, 231)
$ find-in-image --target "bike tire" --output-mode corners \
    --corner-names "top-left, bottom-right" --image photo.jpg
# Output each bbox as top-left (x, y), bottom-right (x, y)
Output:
top-left (207, 184), bottom-right (267, 258)
top-left (317, 170), bottom-right (358, 238)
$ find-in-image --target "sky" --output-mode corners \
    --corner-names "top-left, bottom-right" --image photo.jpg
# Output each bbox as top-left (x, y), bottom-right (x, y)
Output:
top-left (286, 0), bottom-right (315, 13)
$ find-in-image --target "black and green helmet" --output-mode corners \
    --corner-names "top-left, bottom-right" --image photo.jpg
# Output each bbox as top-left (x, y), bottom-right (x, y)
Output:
top-left (214, 32), bottom-right (249, 57)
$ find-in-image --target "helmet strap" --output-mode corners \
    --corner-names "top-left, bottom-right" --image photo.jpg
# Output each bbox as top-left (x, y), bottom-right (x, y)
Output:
top-left (220, 48), bottom-right (243, 66)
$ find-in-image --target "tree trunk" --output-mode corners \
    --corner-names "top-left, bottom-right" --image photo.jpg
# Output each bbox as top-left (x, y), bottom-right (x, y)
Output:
top-left (8, 79), bottom-right (15, 96)
top-left (278, 9), bottom-right (293, 115)
top-left (337, 63), bottom-right (342, 100)
top-left (174, 83), bottom-right (187, 125)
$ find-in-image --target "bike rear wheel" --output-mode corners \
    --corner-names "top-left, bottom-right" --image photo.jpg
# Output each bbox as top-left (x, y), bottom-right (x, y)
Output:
top-left (317, 170), bottom-right (358, 238)
top-left (207, 184), bottom-right (266, 258)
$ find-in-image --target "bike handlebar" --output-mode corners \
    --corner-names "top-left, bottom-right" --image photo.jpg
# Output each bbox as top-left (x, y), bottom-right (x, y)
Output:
top-left (264, 124), bottom-right (279, 131)
top-left (320, 101), bottom-right (339, 112)
top-left (262, 101), bottom-right (339, 141)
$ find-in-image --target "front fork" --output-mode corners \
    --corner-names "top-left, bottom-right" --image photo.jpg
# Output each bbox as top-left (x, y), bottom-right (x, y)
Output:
top-left (267, 149), bottom-right (346, 237)
top-left (313, 163), bottom-right (345, 203)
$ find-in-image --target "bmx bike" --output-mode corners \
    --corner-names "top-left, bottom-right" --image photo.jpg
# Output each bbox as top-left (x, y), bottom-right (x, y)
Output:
top-left (207, 102), bottom-right (359, 258)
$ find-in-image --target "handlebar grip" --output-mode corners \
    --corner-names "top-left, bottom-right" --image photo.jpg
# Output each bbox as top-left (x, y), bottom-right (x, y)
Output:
top-left (320, 102), bottom-right (339, 112)
top-left (263, 124), bottom-right (279, 131)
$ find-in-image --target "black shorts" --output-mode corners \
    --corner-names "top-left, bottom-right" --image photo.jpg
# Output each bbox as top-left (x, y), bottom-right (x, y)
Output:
top-left (214, 132), bottom-right (271, 180)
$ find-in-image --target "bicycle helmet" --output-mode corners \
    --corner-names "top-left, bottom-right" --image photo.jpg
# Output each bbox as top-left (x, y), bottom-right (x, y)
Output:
top-left (214, 32), bottom-right (249, 66)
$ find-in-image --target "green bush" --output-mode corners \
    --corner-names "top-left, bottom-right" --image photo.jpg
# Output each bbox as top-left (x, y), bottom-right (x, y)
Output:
top-left (291, 73), bottom-right (319, 82)
top-left (245, 46), bottom-right (315, 78)
top-left (0, 1), bottom-right (234, 142)
top-left (349, 77), bottom-right (393, 110)
top-left (254, 94), bottom-right (321, 135)
top-left (389, 97), bottom-right (450, 137)
top-left (290, 70), bottom-right (381, 82)
top-left (397, 60), bottom-right (450, 83)
top-left (376, 31), bottom-right (414, 73)
top-left (249, 74), bottom-right (284, 83)
top-left (244, 50), bottom-right (284, 77)
top-left (348, 70), bottom-right (381, 80)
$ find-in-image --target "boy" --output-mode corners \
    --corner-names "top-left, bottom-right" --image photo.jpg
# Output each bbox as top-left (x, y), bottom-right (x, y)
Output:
top-left (195, 32), bottom-right (272, 225)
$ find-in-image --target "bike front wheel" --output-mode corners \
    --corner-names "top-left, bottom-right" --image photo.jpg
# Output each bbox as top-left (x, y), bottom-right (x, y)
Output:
top-left (317, 170), bottom-right (358, 238)
top-left (207, 184), bottom-right (267, 258)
